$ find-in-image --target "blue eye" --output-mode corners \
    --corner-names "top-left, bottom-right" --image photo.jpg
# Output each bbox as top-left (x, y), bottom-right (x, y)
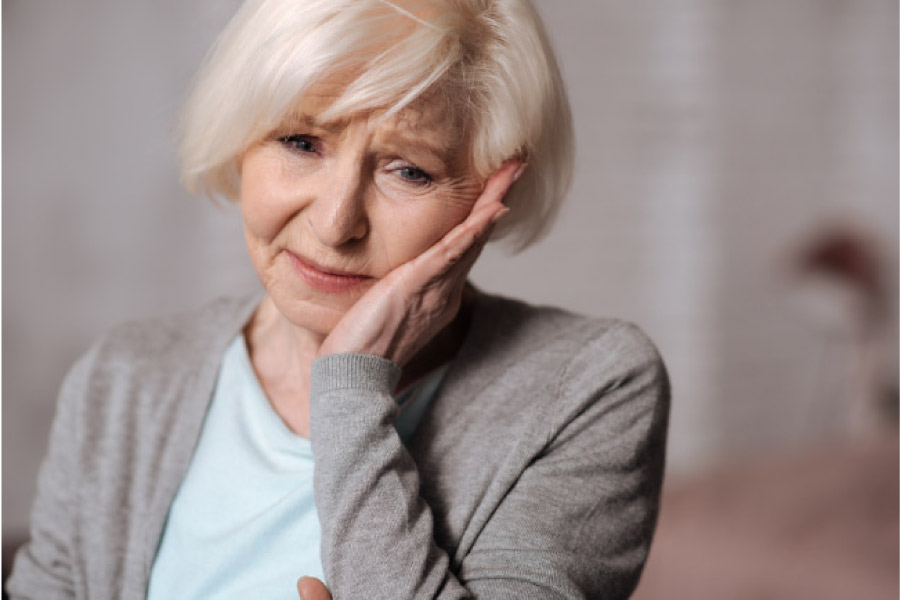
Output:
top-left (397, 165), bottom-right (431, 185)
top-left (280, 135), bottom-right (317, 153)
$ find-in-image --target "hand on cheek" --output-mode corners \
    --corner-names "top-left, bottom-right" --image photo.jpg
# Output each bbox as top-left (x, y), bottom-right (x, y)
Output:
top-left (317, 160), bottom-right (524, 366)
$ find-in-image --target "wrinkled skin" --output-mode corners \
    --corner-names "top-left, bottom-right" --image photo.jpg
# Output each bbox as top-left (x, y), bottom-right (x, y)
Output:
top-left (316, 161), bottom-right (517, 364)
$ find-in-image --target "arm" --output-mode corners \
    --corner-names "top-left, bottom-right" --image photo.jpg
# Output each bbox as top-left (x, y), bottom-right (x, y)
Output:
top-left (460, 324), bottom-right (670, 598)
top-left (309, 353), bottom-right (468, 599)
top-left (309, 325), bottom-right (669, 599)
top-left (6, 352), bottom-right (93, 599)
top-left (307, 163), bottom-right (516, 598)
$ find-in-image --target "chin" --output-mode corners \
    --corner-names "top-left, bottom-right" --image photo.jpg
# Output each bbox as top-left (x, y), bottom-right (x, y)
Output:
top-left (266, 285), bottom-right (354, 337)
top-left (282, 296), bottom-right (346, 336)
top-left (257, 258), bottom-right (373, 337)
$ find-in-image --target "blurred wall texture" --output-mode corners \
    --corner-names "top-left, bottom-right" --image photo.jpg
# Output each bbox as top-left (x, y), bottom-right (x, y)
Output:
top-left (3, 0), bottom-right (897, 596)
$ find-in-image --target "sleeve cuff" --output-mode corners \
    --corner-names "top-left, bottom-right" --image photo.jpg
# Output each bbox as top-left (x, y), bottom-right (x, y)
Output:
top-left (311, 353), bottom-right (402, 397)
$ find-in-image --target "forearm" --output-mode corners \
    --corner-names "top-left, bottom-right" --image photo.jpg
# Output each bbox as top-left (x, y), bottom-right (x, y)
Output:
top-left (309, 353), bottom-right (470, 599)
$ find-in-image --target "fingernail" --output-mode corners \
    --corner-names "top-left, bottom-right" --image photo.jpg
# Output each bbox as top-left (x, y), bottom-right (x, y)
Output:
top-left (491, 207), bottom-right (510, 224)
top-left (513, 163), bottom-right (528, 182)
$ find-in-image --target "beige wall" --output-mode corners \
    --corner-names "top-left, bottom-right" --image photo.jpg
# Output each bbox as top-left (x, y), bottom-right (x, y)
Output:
top-left (4, 0), bottom-right (897, 542)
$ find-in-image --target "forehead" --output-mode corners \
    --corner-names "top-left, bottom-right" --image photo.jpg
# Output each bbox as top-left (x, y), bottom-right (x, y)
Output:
top-left (287, 79), bottom-right (467, 154)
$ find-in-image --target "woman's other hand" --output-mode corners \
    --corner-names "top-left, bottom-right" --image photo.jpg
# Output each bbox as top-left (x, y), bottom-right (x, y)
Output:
top-left (317, 161), bottom-right (523, 366)
top-left (297, 576), bottom-right (332, 600)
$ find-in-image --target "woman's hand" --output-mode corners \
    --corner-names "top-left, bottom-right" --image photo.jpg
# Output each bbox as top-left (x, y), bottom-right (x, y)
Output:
top-left (317, 161), bottom-right (523, 366)
top-left (297, 576), bottom-right (332, 600)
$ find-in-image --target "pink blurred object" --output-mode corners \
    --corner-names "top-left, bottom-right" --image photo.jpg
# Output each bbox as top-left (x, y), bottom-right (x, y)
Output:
top-left (788, 225), bottom-right (886, 334)
top-left (785, 223), bottom-right (896, 436)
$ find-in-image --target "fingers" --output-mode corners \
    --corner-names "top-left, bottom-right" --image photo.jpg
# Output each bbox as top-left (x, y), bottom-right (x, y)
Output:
top-left (398, 159), bottom-right (522, 290)
top-left (472, 160), bottom-right (526, 212)
top-left (297, 576), bottom-right (332, 600)
top-left (437, 203), bottom-right (504, 264)
top-left (463, 159), bottom-right (526, 240)
top-left (434, 160), bottom-right (524, 263)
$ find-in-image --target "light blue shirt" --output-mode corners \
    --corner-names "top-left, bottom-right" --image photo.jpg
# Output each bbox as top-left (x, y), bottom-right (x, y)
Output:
top-left (147, 335), bottom-right (446, 599)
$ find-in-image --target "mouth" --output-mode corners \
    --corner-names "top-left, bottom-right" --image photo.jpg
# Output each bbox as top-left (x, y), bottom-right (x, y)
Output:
top-left (285, 251), bottom-right (373, 294)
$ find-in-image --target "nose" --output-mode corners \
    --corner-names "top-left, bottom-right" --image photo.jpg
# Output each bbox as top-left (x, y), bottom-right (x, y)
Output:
top-left (306, 155), bottom-right (370, 248)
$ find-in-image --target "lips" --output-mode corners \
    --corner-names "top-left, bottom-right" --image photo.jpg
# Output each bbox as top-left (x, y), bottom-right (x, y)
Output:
top-left (286, 251), bottom-right (373, 294)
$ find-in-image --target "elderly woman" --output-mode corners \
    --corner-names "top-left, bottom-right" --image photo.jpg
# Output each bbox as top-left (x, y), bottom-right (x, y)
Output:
top-left (8, 1), bottom-right (669, 599)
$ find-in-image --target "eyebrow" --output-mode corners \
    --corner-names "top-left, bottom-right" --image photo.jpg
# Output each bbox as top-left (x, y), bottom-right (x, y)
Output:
top-left (377, 132), bottom-right (453, 164)
top-left (277, 112), bottom-right (346, 134)
top-left (276, 111), bottom-right (462, 165)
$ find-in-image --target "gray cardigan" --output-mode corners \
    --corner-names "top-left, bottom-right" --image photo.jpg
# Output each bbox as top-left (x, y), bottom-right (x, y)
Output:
top-left (8, 292), bottom-right (669, 599)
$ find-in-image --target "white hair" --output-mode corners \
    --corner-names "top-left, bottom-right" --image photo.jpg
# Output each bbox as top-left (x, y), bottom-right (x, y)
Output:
top-left (179, 0), bottom-right (573, 250)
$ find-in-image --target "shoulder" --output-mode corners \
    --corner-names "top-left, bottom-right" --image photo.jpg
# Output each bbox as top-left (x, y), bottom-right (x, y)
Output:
top-left (460, 292), bottom-right (670, 444)
top-left (58, 293), bottom-right (260, 430)
top-left (73, 294), bottom-right (259, 378)
top-left (91, 294), bottom-right (258, 364)
top-left (470, 292), bottom-right (667, 383)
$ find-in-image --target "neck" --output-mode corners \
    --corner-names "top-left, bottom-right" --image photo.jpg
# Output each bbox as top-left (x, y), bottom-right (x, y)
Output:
top-left (243, 296), bottom-right (321, 389)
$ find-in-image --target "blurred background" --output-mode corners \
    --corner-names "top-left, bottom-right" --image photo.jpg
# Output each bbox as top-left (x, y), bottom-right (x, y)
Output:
top-left (3, 0), bottom-right (897, 597)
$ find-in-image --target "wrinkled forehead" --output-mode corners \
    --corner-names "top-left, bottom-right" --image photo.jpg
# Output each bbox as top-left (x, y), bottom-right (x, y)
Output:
top-left (282, 76), bottom-right (468, 153)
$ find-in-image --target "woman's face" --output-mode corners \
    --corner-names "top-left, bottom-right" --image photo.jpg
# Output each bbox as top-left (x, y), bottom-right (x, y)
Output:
top-left (240, 87), bottom-right (484, 336)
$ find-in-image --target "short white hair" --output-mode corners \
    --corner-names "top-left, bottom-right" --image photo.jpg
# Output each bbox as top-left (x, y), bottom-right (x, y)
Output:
top-left (179, 0), bottom-right (573, 250)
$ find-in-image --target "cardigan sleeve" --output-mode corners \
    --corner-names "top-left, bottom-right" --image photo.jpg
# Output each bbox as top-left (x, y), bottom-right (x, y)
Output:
top-left (309, 353), bottom-right (470, 598)
top-left (460, 323), bottom-right (670, 598)
top-left (308, 322), bottom-right (670, 599)
top-left (6, 351), bottom-right (93, 600)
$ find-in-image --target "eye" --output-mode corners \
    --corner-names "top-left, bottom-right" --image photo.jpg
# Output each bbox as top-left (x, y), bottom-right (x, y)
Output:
top-left (395, 165), bottom-right (432, 186)
top-left (279, 134), bottom-right (318, 154)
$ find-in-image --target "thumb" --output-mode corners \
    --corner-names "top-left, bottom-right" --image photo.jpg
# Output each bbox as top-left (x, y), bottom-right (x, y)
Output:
top-left (297, 576), bottom-right (332, 600)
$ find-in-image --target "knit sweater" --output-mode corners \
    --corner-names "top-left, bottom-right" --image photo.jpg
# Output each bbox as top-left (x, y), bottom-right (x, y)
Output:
top-left (7, 292), bottom-right (670, 599)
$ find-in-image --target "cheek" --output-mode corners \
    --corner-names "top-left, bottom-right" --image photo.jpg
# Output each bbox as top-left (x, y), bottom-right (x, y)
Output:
top-left (390, 214), bottom-right (453, 260)
top-left (373, 181), bottom-right (481, 268)
top-left (240, 150), bottom-right (300, 244)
